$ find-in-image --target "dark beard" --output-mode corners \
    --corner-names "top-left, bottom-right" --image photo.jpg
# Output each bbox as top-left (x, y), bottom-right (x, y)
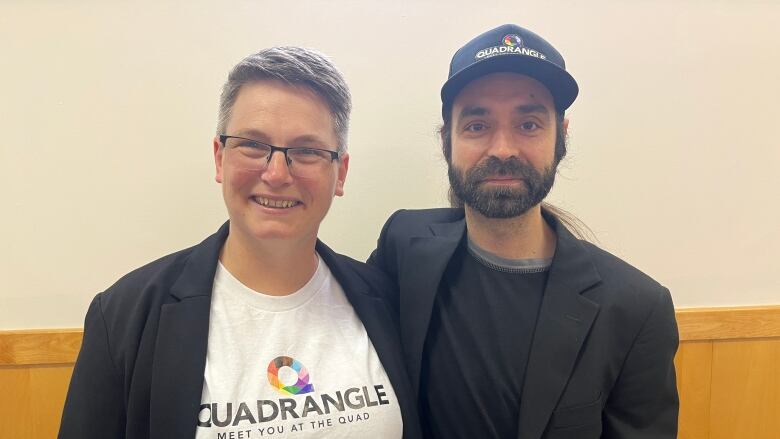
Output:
top-left (448, 156), bottom-right (557, 218)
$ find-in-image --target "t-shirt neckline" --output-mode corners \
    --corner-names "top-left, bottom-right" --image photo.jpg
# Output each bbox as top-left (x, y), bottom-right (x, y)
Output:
top-left (213, 254), bottom-right (327, 312)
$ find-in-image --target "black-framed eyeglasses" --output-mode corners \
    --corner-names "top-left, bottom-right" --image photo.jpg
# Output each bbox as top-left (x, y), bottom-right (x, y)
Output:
top-left (219, 135), bottom-right (341, 178)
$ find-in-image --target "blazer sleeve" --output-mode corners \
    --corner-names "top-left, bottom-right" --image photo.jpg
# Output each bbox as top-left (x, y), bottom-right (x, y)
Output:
top-left (367, 210), bottom-right (404, 314)
top-left (367, 209), bottom-right (403, 280)
top-left (601, 288), bottom-right (680, 439)
top-left (58, 293), bottom-right (125, 439)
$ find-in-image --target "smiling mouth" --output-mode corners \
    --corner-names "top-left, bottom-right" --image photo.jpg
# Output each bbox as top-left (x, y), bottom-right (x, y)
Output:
top-left (252, 196), bottom-right (301, 209)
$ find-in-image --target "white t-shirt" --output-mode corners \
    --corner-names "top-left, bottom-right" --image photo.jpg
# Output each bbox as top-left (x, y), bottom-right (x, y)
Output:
top-left (195, 255), bottom-right (403, 439)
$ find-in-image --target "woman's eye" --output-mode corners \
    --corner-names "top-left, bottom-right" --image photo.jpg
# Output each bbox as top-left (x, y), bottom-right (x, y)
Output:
top-left (237, 140), bottom-right (261, 148)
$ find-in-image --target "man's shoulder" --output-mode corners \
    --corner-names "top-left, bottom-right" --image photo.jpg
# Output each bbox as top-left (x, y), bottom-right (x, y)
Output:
top-left (383, 207), bottom-right (463, 234)
top-left (580, 241), bottom-right (662, 288)
top-left (571, 238), bottom-right (672, 319)
top-left (391, 207), bottom-right (463, 221)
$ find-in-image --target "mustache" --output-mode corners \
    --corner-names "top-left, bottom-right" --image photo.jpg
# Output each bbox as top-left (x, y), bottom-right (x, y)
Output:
top-left (466, 156), bottom-right (539, 182)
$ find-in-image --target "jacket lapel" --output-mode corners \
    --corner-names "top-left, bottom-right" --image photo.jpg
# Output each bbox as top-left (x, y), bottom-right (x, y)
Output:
top-left (317, 241), bottom-right (420, 439)
top-left (317, 241), bottom-right (406, 397)
top-left (149, 223), bottom-right (228, 439)
top-left (400, 218), bottom-right (465, 398)
top-left (516, 220), bottom-right (601, 439)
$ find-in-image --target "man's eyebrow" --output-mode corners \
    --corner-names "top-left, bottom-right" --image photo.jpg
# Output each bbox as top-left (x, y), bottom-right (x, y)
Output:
top-left (515, 104), bottom-right (550, 116)
top-left (457, 106), bottom-right (489, 120)
top-left (457, 104), bottom-right (551, 121)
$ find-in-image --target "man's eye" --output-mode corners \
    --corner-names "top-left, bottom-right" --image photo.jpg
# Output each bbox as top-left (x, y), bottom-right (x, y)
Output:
top-left (520, 121), bottom-right (540, 131)
top-left (464, 122), bottom-right (488, 133)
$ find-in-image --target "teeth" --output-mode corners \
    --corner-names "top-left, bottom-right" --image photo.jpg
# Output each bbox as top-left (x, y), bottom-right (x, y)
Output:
top-left (256, 197), bottom-right (298, 208)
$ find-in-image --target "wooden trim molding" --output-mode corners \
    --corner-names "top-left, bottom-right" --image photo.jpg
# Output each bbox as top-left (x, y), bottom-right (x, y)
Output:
top-left (676, 305), bottom-right (780, 341)
top-left (0, 329), bottom-right (83, 366)
top-left (1, 306), bottom-right (779, 366)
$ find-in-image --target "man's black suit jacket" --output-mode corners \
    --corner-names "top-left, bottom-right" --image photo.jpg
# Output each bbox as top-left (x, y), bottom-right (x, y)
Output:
top-left (368, 208), bottom-right (679, 439)
top-left (59, 222), bottom-right (422, 439)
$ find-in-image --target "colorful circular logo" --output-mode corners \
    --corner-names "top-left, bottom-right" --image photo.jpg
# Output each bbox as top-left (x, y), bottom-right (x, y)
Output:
top-left (503, 34), bottom-right (522, 47)
top-left (267, 356), bottom-right (315, 395)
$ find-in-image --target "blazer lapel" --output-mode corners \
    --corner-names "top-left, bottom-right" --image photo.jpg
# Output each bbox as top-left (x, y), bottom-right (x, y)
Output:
top-left (317, 241), bottom-right (408, 400)
top-left (149, 223), bottom-right (228, 439)
top-left (317, 241), bottom-right (420, 439)
top-left (516, 221), bottom-right (601, 439)
top-left (400, 218), bottom-right (465, 398)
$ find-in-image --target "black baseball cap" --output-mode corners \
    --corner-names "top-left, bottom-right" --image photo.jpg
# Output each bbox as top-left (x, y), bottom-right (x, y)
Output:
top-left (441, 24), bottom-right (578, 117)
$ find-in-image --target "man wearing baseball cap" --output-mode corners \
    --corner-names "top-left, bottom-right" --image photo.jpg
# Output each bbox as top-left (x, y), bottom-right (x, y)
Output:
top-left (369, 24), bottom-right (679, 438)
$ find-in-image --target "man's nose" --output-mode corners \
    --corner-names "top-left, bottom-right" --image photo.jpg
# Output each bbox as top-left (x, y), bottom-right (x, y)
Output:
top-left (486, 128), bottom-right (517, 160)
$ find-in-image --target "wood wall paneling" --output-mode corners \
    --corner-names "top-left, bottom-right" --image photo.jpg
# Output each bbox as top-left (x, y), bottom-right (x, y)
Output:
top-left (709, 338), bottom-right (780, 439)
top-left (676, 306), bottom-right (780, 341)
top-left (0, 365), bottom-right (74, 439)
top-left (0, 329), bottom-right (83, 366)
top-left (1, 306), bottom-right (779, 439)
top-left (675, 341), bottom-right (712, 439)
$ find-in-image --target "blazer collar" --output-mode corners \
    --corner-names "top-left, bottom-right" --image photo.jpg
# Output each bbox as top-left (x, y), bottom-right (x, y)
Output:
top-left (168, 221), bottom-right (230, 301)
top-left (428, 213), bottom-right (467, 238)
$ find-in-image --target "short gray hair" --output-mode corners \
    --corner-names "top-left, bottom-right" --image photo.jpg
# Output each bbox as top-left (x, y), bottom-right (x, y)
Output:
top-left (217, 46), bottom-right (352, 152)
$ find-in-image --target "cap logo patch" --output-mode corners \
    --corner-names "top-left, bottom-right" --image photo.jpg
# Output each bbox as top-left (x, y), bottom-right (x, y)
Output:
top-left (475, 33), bottom-right (547, 61)
top-left (503, 34), bottom-right (522, 47)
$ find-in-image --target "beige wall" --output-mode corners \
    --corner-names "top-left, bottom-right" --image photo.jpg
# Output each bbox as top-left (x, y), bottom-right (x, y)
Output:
top-left (1, 0), bottom-right (779, 328)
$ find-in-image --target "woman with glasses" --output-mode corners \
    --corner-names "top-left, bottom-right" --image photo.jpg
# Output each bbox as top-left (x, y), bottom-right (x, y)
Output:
top-left (59, 47), bottom-right (421, 439)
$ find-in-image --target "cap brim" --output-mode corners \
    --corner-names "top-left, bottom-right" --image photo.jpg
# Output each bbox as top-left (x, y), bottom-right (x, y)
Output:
top-left (441, 55), bottom-right (579, 117)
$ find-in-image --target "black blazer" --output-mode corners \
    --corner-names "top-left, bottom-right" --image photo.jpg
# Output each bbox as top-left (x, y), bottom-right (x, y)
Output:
top-left (368, 208), bottom-right (679, 439)
top-left (59, 222), bottom-right (422, 439)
